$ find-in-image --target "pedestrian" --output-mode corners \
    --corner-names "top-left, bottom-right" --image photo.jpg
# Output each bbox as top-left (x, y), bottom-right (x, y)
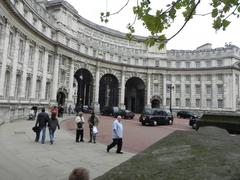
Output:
top-left (75, 112), bottom-right (85, 142)
top-left (35, 108), bottom-right (50, 144)
top-left (68, 105), bottom-right (72, 114)
top-left (68, 167), bottom-right (89, 180)
top-left (107, 115), bottom-right (124, 154)
top-left (48, 112), bottom-right (60, 144)
top-left (87, 112), bottom-right (99, 143)
top-left (51, 106), bottom-right (58, 116)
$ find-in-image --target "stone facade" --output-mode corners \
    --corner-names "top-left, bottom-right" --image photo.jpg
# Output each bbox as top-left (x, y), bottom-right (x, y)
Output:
top-left (0, 0), bottom-right (240, 121)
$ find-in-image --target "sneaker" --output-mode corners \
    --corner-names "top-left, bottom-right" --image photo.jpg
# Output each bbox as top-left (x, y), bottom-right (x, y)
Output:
top-left (88, 140), bottom-right (92, 143)
top-left (80, 140), bottom-right (84, 142)
top-left (50, 140), bottom-right (53, 144)
top-left (106, 145), bottom-right (110, 152)
top-left (116, 151), bottom-right (123, 154)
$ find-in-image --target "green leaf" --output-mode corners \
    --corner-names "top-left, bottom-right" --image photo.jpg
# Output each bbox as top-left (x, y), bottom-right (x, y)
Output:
top-left (212, 8), bottom-right (218, 17)
top-left (222, 19), bottom-right (231, 30)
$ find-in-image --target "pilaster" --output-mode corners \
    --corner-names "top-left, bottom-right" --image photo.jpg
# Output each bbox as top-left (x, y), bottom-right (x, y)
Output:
top-left (40, 49), bottom-right (48, 100)
top-left (146, 73), bottom-right (151, 107)
top-left (120, 67), bottom-right (125, 109)
top-left (30, 44), bottom-right (39, 99)
top-left (51, 54), bottom-right (60, 102)
top-left (68, 60), bottom-right (74, 103)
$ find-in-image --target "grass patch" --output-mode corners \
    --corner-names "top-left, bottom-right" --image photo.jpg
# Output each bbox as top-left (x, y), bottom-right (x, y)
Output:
top-left (95, 127), bottom-right (240, 180)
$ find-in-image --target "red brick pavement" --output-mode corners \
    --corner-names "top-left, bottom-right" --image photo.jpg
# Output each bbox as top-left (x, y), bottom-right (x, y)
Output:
top-left (61, 114), bottom-right (192, 153)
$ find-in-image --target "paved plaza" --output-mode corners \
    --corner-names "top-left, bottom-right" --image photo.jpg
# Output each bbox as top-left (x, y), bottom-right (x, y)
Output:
top-left (0, 114), bottom-right (190, 180)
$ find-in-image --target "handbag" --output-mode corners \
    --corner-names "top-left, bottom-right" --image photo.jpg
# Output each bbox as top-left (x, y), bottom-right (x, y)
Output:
top-left (32, 126), bottom-right (40, 132)
top-left (92, 126), bottom-right (98, 134)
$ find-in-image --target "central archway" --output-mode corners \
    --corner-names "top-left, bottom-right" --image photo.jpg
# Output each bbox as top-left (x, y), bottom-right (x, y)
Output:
top-left (99, 74), bottom-right (119, 110)
top-left (125, 77), bottom-right (145, 113)
top-left (74, 68), bottom-right (93, 110)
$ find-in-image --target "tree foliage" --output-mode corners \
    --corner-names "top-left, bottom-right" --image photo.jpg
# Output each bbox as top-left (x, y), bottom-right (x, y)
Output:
top-left (101, 0), bottom-right (240, 49)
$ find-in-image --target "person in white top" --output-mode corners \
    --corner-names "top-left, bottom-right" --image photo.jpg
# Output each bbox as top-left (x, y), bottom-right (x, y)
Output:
top-left (106, 115), bottom-right (124, 154)
top-left (75, 112), bottom-right (85, 142)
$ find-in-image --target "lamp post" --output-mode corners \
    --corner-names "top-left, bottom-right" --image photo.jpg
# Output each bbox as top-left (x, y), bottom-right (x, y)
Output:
top-left (167, 84), bottom-right (174, 114)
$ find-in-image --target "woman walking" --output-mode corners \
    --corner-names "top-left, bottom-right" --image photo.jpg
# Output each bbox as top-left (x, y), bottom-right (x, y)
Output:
top-left (88, 112), bottom-right (99, 143)
top-left (49, 112), bottom-right (60, 144)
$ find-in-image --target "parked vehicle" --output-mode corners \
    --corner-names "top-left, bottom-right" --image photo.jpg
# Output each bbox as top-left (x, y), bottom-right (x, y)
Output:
top-left (113, 109), bottom-right (135, 119)
top-left (189, 116), bottom-right (199, 129)
top-left (101, 106), bottom-right (119, 116)
top-left (82, 105), bottom-right (93, 113)
top-left (177, 111), bottom-right (198, 119)
top-left (139, 108), bottom-right (173, 126)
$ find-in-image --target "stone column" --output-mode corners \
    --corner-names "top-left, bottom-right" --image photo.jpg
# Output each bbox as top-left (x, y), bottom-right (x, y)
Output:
top-left (94, 66), bottom-right (100, 112)
top-left (40, 50), bottom-right (48, 100)
top-left (51, 54), bottom-right (60, 102)
top-left (68, 60), bottom-right (74, 103)
top-left (190, 76), bottom-right (195, 108)
top-left (231, 73), bottom-right (236, 111)
top-left (212, 74), bottom-right (217, 109)
top-left (20, 38), bottom-right (29, 99)
top-left (200, 75), bottom-right (205, 109)
top-left (120, 69), bottom-right (125, 109)
top-left (146, 73), bottom-right (151, 107)
top-left (0, 22), bottom-right (10, 96)
top-left (9, 31), bottom-right (20, 98)
top-left (162, 74), bottom-right (166, 107)
top-left (30, 44), bottom-right (39, 99)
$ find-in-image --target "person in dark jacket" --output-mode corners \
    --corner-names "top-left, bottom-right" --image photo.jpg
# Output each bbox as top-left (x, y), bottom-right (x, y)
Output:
top-left (48, 112), bottom-right (60, 144)
top-left (35, 108), bottom-right (50, 144)
top-left (87, 112), bottom-right (99, 143)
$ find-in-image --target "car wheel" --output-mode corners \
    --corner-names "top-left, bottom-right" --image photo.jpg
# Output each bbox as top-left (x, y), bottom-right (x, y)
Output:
top-left (192, 123), bottom-right (197, 129)
top-left (168, 120), bottom-right (173, 125)
top-left (142, 122), bottom-right (145, 126)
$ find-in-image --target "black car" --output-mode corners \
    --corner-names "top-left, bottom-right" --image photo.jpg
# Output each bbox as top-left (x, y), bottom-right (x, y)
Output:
top-left (177, 111), bottom-right (198, 119)
top-left (139, 108), bottom-right (173, 126)
top-left (113, 109), bottom-right (135, 119)
top-left (189, 116), bottom-right (199, 129)
top-left (101, 106), bottom-right (120, 116)
top-left (82, 105), bottom-right (93, 113)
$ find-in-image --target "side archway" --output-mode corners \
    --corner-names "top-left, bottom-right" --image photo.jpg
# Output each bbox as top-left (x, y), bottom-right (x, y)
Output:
top-left (125, 77), bottom-right (145, 113)
top-left (57, 87), bottom-right (68, 106)
top-left (151, 95), bottom-right (162, 108)
top-left (74, 68), bottom-right (93, 109)
top-left (99, 74), bottom-right (119, 110)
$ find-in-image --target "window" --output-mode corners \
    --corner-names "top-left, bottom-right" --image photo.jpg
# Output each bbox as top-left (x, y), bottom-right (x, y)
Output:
top-left (135, 59), bottom-right (139, 65)
top-left (196, 99), bottom-right (200, 107)
top-left (206, 85), bottom-right (212, 95)
top-left (167, 61), bottom-right (171, 67)
top-left (66, 38), bottom-right (70, 46)
top-left (218, 99), bottom-right (224, 108)
top-left (217, 60), bottom-right (223, 66)
top-left (28, 45), bottom-right (34, 66)
top-left (175, 75), bottom-right (181, 82)
top-left (175, 85), bottom-right (181, 94)
top-left (195, 85), bottom-right (201, 94)
top-left (195, 75), bottom-right (201, 81)
top-left (155, 60), bottom-right (159, 67)
top-left (217, 85), bottom-right (223, 94)
top-left (93, 50), bottom-right (97, 57)
top-left (206, 61), bottom-right (212, 67)
top-left (51, 30), bottom-right (55, 39)
top-left (154, 84), bottom-right (159, 94)
top-left (217, 74), bottom-right (223, 81)
top-left (185, 85), bottom-right (191, 94)
top-left (143, 59), bottom-right (147, 66)
top-left (45, 82), bottom-right (51, 100)
top-left (185, 75), bottom-right (191, 82)
top-left (206, 99), bottom-right (212, 108)
top-left (185, 99), bottom-right (190, 107)
top-left (36, 80), bottom-right (41, 99)
top-left (186, 62), bottom-right (190, 68)
top-left (4, 71), bottom-right (11, 98)
top-left (33, 17), bottom-right (37, 26)
top-left (38, 50), bottom-right (44, 71)
top-left (176, 98), bottom-right (180, 106)
top-left (15, 75), bottom-right (21, 98)
top-left (196, 61), bottom-right (200, 68)
top-left (118, 56), bottom-right (121, 62)
top-left (8, 31), bottom-right (14, 56)
top-left (85, 47), bottom-right (88, 54)
top-left (176, 61), bottom-right (181, 68)
top-left (166, 74), bottom-right (172, 81)
top-left (25, 77), bottom-right (31, 99)
top-left (206, 74), bottom-right (212, 81)
top-left (61, 70), bottom-right (66, 84)
top-left (47, 55), bottom-right (53, 73)
top-left (110, 54), bottom-right (113, 61)
top-left (18, 39), bottom-right (24, 63)
top-left (42, 24), bottom-right (46, 33)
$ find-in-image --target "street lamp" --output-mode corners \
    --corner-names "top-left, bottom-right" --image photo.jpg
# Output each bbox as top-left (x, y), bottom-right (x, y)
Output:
top-left (167, 84), bottom-right (174, 114)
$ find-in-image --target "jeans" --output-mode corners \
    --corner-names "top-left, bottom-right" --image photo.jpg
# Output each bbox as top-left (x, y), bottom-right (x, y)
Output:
top-left (49, 128), bottom-right (56, 142)
top-left (40, 127), bottom-right (46, 144)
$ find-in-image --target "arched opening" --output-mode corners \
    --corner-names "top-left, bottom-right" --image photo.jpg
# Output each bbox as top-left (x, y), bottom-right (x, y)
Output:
top-left (99, 74), bottom-right (119, 110)
top-left (125, 77), bottom-right (145, 113)
top-left (151, 99), bottom-right (160, 108)
top-left (74, 68), bottom-right (93, 110)
top-left (57, 91), bottom-right (66, 106)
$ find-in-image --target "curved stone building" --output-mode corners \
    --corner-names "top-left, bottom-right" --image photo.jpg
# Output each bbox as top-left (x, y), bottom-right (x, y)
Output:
top-left (0, 0), bottom-right (240, 121)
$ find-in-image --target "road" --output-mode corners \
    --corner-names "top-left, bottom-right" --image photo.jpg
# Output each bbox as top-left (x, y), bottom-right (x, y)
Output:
top-left (61, 114), bottom-right (192, 153)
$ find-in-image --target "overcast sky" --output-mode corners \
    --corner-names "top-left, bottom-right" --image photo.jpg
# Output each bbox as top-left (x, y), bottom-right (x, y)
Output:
top-left (65, 0), bottom-right (240, 50)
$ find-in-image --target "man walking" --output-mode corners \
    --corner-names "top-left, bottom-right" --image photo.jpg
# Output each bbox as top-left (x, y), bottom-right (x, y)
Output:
top-left (107, 115), bottom-right (124, 154)
top-left (35, 108), bottom-right (50, 144)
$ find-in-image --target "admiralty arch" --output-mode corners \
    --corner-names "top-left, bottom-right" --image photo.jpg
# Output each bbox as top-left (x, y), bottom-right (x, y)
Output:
top-left (1, 0), bottom-right (240, 121)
